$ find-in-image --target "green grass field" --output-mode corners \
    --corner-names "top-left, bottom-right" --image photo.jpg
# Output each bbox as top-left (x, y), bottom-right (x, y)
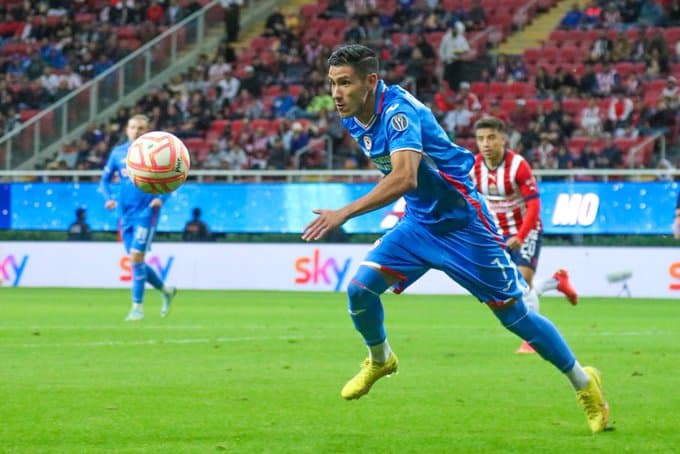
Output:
top-left (1, 288), bottom-right (678, 453)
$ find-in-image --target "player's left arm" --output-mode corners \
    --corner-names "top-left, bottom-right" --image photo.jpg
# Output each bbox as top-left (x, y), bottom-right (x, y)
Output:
top-left (510, 160), bottom-right (540, 246)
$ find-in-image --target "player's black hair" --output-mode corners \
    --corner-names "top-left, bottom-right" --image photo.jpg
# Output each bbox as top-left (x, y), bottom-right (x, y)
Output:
top-left (474, 116), bottom-right (505, 133)
top-left (327, 44), bottom-right (379, 78)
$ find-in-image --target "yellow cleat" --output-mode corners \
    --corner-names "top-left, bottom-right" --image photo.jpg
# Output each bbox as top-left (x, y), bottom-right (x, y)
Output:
top-left (341, 352), bottom-right (398, 400)
top-left (576, 366), bottom-right (610, 433)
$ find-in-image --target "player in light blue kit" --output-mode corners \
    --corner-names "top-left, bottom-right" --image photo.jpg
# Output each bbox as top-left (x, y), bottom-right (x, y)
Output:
top-left (100, 114), bottom-right (177, 321)
top-left (302, 45), bottom-right (610, 433)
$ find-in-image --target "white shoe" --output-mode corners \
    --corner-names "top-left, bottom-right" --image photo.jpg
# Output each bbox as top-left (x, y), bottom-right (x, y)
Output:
top-left (125, 308), bottom-right (144, 321)
top-left (161, 287), bottom-right (177, 317)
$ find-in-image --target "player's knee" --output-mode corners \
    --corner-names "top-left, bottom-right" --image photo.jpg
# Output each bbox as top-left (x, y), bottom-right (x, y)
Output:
top-left (129, 251), bottom-right (145, 263)
top-left (490, 299), bottom-right (529, 329)
top-left (347, 266), bottom-right (389, 308)
top-left (347, 280), bottom-right (373, 308)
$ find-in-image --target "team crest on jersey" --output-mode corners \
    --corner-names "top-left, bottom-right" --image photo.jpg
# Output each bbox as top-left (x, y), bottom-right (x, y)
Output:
top-left (390, 114), bottom-right (408, 131)
top-left (363, 135), bottom-right (372, 151)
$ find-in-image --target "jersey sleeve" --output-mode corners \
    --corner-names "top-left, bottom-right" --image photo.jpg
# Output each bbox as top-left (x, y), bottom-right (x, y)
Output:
top-left (514, 158), bottom-right (540, 240)
top-left (99, 149), bottom-right (119, 201)
top-left (515, 159), bottom-right (539, 202)
top-left (384, 103), bottom-right (423, 155)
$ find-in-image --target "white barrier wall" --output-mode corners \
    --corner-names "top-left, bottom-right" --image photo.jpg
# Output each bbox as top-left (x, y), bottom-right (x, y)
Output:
top-left (1, 241), bottom-right (679, 298)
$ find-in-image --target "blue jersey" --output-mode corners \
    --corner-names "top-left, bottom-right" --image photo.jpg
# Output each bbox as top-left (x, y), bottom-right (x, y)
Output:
top-left (342, 80), bottom-right (480, 230)
top-left (100, 141), bottom-right (166, 221)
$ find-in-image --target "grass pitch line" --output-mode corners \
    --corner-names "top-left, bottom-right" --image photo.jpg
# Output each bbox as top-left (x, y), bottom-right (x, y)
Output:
top-left (9, 334), bottom-right (320, 349)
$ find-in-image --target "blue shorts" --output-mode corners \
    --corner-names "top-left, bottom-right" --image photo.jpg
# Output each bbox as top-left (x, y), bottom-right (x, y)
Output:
top-left (364, 216), bottom-right (527, 305)
top-left (121, 213), bottom-right (158, 254)
top-left (507, 229), bottom-right (542, 271)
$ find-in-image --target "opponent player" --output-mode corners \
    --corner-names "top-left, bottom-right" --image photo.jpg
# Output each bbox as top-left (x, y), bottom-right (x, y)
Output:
top-left (100, 114), bottom-right (177, 321)
top-left (302, 44), bottom-right (609, 433)
top-left (471, 116), bottom-right (578, 354)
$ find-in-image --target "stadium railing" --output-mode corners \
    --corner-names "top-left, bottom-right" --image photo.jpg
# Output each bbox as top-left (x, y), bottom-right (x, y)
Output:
top-left (0, 168), bottom-right (678, 184)
top-left (0, 0), bottom-right (270, 172)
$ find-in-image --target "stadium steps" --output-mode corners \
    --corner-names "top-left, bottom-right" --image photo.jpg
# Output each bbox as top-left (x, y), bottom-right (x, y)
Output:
top-left (231, 0), bottom-right (315, 52)
top-left (496, 0), bottom-right (588, 55)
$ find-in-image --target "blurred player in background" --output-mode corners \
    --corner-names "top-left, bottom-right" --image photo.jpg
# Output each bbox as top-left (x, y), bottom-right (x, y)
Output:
top-left (471, 116), bottom-right (579, 354)
top-left (673, 189), bottom-right (680, 239)
top-left (302, 44), bottom-right (609, 433)
top-left (100, 114), bottom-right (177, 321)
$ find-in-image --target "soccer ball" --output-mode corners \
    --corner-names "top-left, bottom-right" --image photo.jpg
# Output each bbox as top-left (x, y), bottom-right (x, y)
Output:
top-left (126, 131), bottom-right (191, 194)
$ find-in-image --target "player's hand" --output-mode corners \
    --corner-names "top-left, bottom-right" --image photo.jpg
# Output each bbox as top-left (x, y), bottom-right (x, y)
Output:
top-left (105, 200), bottom-right (117, 210)
top-left (674, 218), bottom-right (680, 239)
top-left (506, 236), bottom-right (522, 250)
top-left (150, 198), bottom-right (162, 208)
top-left (302, 209), bottom-right (347, 241)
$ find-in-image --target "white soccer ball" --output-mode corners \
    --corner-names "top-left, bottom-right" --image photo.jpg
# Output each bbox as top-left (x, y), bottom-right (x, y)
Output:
top-left (126, 131), bottom-right (191, 194)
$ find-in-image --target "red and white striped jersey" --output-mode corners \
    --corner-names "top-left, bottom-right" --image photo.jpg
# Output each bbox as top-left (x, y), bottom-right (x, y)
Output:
top-left (471, 149), bottom-right (542, 237)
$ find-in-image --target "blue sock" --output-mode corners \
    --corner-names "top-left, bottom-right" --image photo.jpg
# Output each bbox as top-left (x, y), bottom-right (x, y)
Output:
top-left (145, 264), bottom-right (164, 291)
top-left (346, 266), bottom-right (391, 346)
top-left (131, 262), bottom-right (147, 304)
top-left (492, 299), bottom-right (576, 372)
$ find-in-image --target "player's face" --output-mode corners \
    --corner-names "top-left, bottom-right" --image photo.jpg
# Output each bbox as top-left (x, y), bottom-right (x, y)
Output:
top-left (475, 127), bottom-right (506, 163)
top-left (126, 118), bottom-right (148, 142)
top-left (328, 65), bottom-right (376, 121)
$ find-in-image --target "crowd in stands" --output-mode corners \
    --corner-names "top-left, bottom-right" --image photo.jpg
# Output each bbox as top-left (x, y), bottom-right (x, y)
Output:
top-left (30, 0), bottom-right (680, 174)
top-left (0, 0), bottom-right (202, 135)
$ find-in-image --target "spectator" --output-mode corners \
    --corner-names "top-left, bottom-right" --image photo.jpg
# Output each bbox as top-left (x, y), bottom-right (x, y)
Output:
top-left (225, 138), bottom-right (248, 169)
top-left (443, 101), bottom-right (474, 138)
top-left (510, 99), bottom-right (532, 133)
top-left (67, 208), bottom-right (92, 241)
top-left (263, 6), bottom-right (287, 38)
top-left (268, 136), bottom-right (290, 169)
top-left (182, 207), bottom-right (212, 241)
top-left (601, 2), bottom-right (621, 29)
top-left (208, 56), bottom-right (232, 83)
top-left (534, 66), bottom-right (554, 98)
top-left (588, 30), bottom-right (613, 63)
top-left (620, 0), bottom-right (641, 25)
top-left (611, 31), bottom-right (631, 62)
top-left (638, 0), bottom-right (664, 27)
top-left (271, 84), bottom-right (296, 118)
top-left (553, 66), bottom-right (578, 97)
top-left (579, 63), bottom-right (598, 96)
top-left (307, 86), bottom-right (335, 117)
top-left (203, 142), bottom-right (231, 169)
top-left (215, 68), bottom-right (240, 108)
top-left (439, 23), bottom-right (470, 91)
top-left (595, 63), bottom-right (620, 97)
top-left (220, 0), bottom-right (243, 42)
top-left (466, 0), bottom-right (487, 30)
top-left (165, 0), bottom-right (186, 25)
top-left (582, 0), bottom-right (603, 28)
top-left (239, 65), bottom-right (262, 97)
top-left (661, 76), bottom-right (680, 108)
top-left (600, 136), bottom-right (624, 168)
top-left (579, 96), bottom-right (603, 136)
top-left (455, 81), bottom-right (481, 111)
top-left (559, 3), bottom-right (583, 29)
top-left (606, 90), bottom-right (634, 135)
top-left (644, 48), bottom-right (669, 78)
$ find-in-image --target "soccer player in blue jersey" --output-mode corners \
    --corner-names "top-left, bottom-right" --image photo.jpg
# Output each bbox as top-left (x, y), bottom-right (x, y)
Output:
top-left (100, 114), bottom-right (177, 321)
top-left (302, 44), bottom-right (610, 433)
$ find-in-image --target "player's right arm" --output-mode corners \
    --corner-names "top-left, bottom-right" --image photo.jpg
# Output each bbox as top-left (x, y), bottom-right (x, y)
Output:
top-left (302, 150), bottom-right (420, 241)
top-left (100, 149), bottom-right (119, 210)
